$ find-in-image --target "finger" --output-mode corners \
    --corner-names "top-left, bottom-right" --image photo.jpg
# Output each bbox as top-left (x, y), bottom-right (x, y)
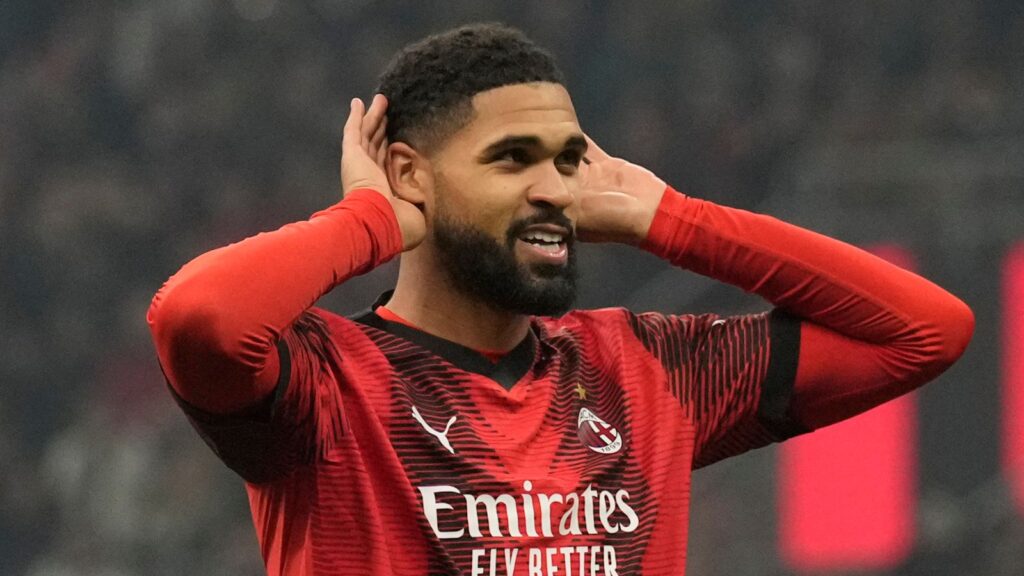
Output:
top-left (583, 134), bottom-right (612, 162)
top-left (367, 117), bottom-right (387, 168)
top-left (343, 98), bottom-right (365, 151)
top-left (362, 94), bottom-right (388, 147)
top-left (370, 114), bottom-right (387, 151)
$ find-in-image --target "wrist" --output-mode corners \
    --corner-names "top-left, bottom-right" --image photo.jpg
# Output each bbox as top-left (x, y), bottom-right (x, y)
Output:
top-left (638, 187), bottom-right (699, 257)
top-left (630, 185), bottom-right (671, 244)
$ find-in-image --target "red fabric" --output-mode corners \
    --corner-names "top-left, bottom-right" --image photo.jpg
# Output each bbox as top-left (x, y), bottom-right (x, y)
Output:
top-left (148, 183), bottom-right (975, 427)
top-left (162, 303), bottom-right (780, 576)
top-left (478, 350), bottom-right (506, 363)
top-left (147, 189), bottom-right (403, 413)
top-left (641, 187), bottom-right (974, 429)
top-left (147, 184), bottom-right (974, 575)
top-left (373, 305), bottom-right (410, 326)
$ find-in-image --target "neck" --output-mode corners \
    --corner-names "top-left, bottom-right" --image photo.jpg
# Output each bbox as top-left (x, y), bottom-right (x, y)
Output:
top-left (385, 252), bottom-right (531, 353)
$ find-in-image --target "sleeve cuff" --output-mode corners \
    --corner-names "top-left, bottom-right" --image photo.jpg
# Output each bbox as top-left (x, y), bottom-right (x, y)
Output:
top-left (638, 186), bottom-right (700, 261)
top-left (313, 188), bottom-right (404, 266)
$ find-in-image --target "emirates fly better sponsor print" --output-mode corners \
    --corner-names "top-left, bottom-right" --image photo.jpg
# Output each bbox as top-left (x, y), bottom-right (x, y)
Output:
top-left (415, 407), bottom-right (633, 575)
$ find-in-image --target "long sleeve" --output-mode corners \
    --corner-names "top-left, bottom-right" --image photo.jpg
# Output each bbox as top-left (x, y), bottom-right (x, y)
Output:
top-left (641, 187), bottom-right (974, 430)
top-left (147, 189), bottom-right (403, 414)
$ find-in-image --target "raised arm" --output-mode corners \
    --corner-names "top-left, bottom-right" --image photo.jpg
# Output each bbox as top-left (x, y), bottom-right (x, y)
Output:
top-left (147, 95), bottom-right (423, 414)
top-left (579, 137), bottom-right (974, 431)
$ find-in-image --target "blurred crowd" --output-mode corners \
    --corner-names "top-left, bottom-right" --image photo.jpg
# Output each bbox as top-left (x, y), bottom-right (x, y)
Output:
top-left (1, 1), bottom-right (1022, 574)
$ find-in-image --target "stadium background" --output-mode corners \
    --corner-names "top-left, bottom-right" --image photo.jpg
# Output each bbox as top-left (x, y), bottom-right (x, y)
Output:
top-left (2, 1), bottom-right (1022, 574)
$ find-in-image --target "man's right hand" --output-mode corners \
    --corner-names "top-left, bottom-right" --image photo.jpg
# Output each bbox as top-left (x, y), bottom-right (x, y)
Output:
top-left (341, 95), bottom-right (426, 251)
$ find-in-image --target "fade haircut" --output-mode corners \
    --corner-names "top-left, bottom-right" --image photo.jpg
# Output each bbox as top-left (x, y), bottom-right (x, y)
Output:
top-left (377, 23), bottom-right (565, 153)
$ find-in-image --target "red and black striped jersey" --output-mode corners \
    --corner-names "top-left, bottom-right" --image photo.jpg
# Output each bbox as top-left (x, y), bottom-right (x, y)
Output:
top-left (152, 187), bottom-right (971, 574)
top-left (173, 295), bottom-right (802, 575)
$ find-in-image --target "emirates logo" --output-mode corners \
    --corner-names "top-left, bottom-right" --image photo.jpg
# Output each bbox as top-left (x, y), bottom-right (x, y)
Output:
top-left (577, 407), bottom-right (623, 454)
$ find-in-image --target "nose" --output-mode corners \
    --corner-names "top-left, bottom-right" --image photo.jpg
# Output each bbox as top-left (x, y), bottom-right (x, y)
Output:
top-left (526, 165), bottom-right (575, 210)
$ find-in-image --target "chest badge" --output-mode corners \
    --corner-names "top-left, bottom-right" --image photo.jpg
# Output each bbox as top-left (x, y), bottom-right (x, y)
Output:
top-left (577, 407), bottom-right (623, 454)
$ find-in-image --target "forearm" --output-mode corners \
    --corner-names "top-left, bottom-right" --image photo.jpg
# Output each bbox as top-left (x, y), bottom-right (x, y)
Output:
top-left (147, 189), bottom-right (402, 413)
top-left (642, 188), bottom-right (974, 428)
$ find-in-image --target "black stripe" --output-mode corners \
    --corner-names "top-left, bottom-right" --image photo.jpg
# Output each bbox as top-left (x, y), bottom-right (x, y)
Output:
top-left (757, 308), bottom-right (808, 440)
top-left (270, 335), bottom-right (291, 417)
top-left (350, 292), bottom-right (540, 390)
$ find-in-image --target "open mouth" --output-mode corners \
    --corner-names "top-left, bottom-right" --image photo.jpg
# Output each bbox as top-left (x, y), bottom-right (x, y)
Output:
top-left (520, 230), bottom-right (566, 253)
top-left (515, 225), bottom-right (570, 265)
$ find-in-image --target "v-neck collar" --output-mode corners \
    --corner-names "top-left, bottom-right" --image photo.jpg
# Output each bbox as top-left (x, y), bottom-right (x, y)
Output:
top-left (350, 291), bottom-right (556, 390)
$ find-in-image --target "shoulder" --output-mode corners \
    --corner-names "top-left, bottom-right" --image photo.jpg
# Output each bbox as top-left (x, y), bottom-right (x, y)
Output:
top-left (541, 308), bottom-right (756, 358)
top-left (287, 306), bottom-right (361, 338)
top-left (537, 307), bottom-right (672, 349)
top-left (539, 307), bottom-right (632, 334)
top-left (541, 307), bottom-right (713, 336)
top-left (284, 305), bottom-right (387, 360)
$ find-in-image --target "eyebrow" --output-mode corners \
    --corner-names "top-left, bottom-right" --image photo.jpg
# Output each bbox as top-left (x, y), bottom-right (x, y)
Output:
top-left (480, 134), bottom-right (588, 160)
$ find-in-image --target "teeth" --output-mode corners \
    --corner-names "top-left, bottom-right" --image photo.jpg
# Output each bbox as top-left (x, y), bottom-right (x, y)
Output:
top-left (523, 231), bottom-right (564, 243)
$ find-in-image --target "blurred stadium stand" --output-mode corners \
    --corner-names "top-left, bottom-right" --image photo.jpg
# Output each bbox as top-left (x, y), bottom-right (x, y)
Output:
top-left (1, 1), bottom-right (1021, 574)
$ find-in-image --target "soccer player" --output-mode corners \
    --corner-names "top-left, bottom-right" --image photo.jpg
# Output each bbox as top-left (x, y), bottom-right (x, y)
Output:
top-left (147, 23), bottom-right (974, 576)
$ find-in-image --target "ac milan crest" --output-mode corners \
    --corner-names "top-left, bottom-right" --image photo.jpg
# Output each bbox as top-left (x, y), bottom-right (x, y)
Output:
top-left (577, 407), bottom-right (623, 454)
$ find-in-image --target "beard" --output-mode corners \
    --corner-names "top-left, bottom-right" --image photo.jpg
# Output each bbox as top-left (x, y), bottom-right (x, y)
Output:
top-left (432, 197), bottom-right (578, 317)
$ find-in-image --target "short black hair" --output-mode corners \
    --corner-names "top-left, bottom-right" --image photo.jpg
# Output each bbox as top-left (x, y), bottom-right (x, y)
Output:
top-left (377, 23), bottom-right (565, 153)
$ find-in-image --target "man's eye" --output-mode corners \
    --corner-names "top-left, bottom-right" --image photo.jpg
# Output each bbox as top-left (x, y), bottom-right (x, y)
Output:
top-left (497, 149), bottom-right (531, 164)
top-left (556, 151), bottom-right (583, 170)
top-left (557, 150), bottom-right (581, 166)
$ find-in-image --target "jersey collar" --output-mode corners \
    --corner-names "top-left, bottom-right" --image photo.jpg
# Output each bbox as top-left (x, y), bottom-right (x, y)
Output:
top-left (350, 291), bottom-right (557, 390)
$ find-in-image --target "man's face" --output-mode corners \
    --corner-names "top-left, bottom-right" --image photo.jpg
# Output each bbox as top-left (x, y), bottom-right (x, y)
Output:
top-left (427, 82), bottom-right (586, 316)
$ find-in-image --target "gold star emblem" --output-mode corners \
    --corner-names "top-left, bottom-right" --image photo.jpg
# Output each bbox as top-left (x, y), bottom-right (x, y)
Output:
top-left (574, 383), bottom-right (587, 400)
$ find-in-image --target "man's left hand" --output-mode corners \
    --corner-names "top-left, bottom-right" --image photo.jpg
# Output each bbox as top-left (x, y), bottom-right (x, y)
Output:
top-left (576, 136), bottom-right (667, 245)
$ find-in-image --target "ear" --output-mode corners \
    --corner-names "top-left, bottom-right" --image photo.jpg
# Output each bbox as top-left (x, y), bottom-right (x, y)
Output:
top-left (386, 142), bottom-right (433, 208)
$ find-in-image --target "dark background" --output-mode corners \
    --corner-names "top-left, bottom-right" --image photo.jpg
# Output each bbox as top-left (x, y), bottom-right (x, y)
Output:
top-left (1, 1), bottom-right (1022, 574)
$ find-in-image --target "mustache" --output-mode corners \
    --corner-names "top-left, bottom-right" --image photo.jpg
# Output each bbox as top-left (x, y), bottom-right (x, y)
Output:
top-left (506, 209), bottom-right (575, 243)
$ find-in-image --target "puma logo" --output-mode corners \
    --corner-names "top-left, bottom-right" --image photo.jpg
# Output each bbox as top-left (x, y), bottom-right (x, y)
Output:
top-left (411, 405), bottom-right (457, 454)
